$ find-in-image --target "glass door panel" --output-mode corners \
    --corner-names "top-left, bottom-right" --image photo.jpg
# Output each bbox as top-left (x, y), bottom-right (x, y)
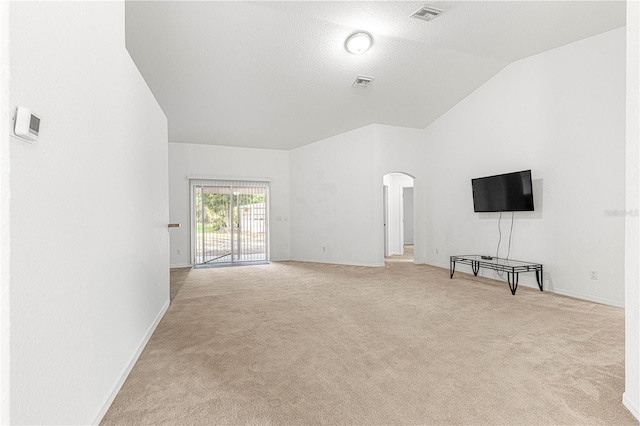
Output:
top-left (193, 180), bottom-right (268, 265)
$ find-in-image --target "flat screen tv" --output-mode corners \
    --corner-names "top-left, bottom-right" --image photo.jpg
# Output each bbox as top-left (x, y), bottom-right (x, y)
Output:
top-left (471, 170), bottom-right (534, 212)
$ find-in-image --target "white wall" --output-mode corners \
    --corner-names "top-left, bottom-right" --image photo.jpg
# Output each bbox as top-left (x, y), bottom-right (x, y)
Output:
top-left (1, 0), bottom-right (10, 422)
top-left (288, 124), bottom-right (427, 267)
top-left (624, 1), bottom-right (640, 420)
top-left (373, 125), bottom-right (429, 264)
top-left (290, 126), bottom-right (383, 266)
top-left (168, 143), bottom-right (290, 266)
top-left (420, 27), bottom-right (626, 306)
top-left (403, 187), bottom-right (414, 245)
top-left (9, 2), bottom-right (169, 424)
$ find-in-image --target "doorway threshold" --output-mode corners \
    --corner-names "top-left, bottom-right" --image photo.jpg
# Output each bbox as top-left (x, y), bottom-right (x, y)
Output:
top-left (194, 261), bottom-right (269, 269)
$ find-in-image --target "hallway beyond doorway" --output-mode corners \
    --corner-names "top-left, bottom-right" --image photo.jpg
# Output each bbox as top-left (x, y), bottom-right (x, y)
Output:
top-left (385, 245), bottom-right (414, 263)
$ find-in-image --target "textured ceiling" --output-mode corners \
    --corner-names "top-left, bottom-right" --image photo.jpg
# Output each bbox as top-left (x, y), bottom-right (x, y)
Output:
top-left (125, 1), bottom-right (626, 150)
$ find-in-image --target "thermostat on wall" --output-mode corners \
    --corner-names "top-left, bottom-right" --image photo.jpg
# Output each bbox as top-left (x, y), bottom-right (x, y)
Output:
top-left (13, 106), bottom-right (40, 142)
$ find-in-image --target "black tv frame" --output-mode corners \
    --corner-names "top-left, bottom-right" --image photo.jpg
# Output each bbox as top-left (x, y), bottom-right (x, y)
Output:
top-left (471, 170), bottom-right (534, 213)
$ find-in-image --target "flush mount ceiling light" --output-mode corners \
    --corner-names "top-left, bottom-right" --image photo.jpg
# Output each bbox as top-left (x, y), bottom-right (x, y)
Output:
top-left (345, 31), bottom-right (373, 55)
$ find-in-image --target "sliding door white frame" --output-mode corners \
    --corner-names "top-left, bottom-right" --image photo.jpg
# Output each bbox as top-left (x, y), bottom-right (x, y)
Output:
top-left (189, 177), bottom-right (270, 266)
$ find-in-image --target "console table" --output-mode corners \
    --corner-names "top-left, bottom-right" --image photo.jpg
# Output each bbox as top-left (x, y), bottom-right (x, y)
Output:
top-left (450, 255), bottom-right (543, 295)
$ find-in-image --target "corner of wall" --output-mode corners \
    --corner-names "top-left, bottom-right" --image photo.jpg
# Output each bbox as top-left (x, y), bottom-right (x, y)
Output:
top-left (625, 1), bottom-right (640, 420)
top-left (91, 300), bottom-right (169, 425)
top-left (0, 0), bottom-right (11, 421)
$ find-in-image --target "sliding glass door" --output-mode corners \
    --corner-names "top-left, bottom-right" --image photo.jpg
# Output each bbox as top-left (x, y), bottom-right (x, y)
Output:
top-left (191, 179), bottom-right (268, 265)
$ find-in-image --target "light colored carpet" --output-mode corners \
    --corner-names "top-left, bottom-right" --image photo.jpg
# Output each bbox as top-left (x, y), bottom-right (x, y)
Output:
top-left (102, 256), bottom-right (637, 425)
top-left (170, 267), bottom-right (191, 301)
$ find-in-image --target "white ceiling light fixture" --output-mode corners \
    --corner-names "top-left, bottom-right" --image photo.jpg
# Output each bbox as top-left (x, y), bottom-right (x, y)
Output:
top-left (345, 31), bottom-right (373, 55)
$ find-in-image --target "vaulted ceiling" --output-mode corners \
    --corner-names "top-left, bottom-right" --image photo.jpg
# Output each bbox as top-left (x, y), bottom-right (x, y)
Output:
top-left (125, 1), bottom-right (626, 150)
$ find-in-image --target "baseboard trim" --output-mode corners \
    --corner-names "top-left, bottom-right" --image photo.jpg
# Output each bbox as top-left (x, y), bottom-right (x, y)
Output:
top-left (623, 392), bottom-right (640, 421)
top-left (170, 263), bottom-right (192, 268)
top-left (551, 288), bottom-right (624, 308)
top-left (290, 257), bottom-right (385, 268)
top-left (91, 299), bottom-right (170, 425)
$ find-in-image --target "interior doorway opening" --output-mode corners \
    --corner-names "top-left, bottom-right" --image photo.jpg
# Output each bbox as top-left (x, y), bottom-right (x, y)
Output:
top-left (382, 173), bottom-right (415, 262)
top-left (191, 179), bottom-right (269, 267)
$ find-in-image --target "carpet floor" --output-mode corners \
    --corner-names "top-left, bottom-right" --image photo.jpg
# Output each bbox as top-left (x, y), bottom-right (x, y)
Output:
top-left (170, 267), bottom-right (191, 302)
top-left (102, 255), bottom-right (637, 425)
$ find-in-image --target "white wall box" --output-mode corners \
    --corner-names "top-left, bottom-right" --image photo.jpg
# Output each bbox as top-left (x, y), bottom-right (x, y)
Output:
top-left (13, 106), bottom-right (40, 142)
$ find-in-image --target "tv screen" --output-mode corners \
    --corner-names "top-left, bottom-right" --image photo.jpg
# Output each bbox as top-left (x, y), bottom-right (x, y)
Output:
top-left (472, 170), bottom-right (534, 212)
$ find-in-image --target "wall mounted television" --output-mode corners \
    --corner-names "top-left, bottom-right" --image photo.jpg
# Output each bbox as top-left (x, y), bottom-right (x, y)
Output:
top-left (471, 170), bottom-right (534, 212)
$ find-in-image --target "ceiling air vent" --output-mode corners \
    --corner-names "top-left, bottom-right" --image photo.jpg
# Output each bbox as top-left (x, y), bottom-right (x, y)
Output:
top-left (410, 6), bottom-right (443, 21)
top-left (353, 75), bottom-right (373, 88)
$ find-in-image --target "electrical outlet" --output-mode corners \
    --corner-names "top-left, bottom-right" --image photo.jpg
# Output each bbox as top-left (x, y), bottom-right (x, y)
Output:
top-left (176, 249), bottom-right (181, 255)
top-left (590, 270), bottom-right (598, 280)
top-left (322, 246), bottom-right (326, 252)
top-left (436, 248), bottom-right (439, 254)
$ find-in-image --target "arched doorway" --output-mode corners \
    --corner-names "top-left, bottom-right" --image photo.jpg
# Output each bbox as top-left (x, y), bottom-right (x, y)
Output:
top-left (382, 172), bottom-right (415, 262)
